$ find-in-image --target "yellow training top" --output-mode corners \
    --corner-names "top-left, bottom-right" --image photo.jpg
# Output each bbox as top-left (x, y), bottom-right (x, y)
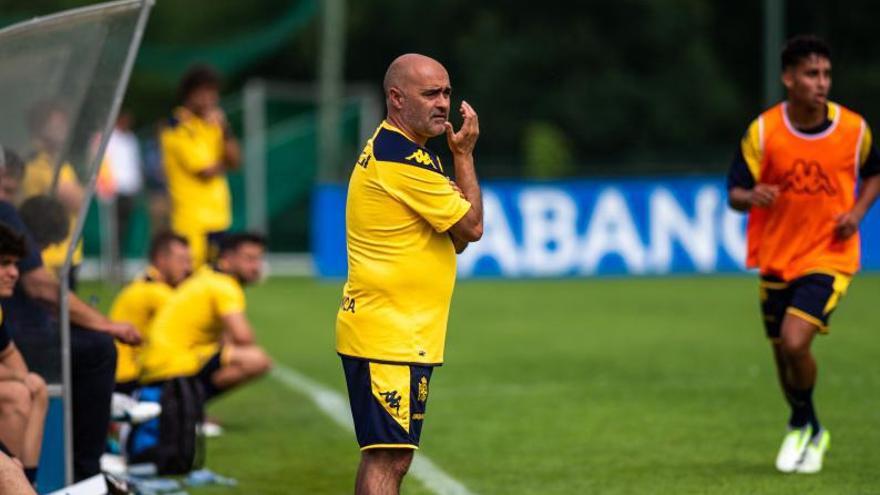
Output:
top-left (160, 107), bottom-right (232, 235)
top-left (140, 266), bottom-right (244, 382)
top-left (109, 266), bottom-right (174, 383)
top-left (336, 121), bottom-right (472, 365)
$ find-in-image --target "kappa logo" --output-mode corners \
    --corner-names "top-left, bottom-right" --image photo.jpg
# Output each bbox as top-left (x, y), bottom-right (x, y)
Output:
top-left (379, 390), bottom-right (402, 414)
top-left (340, 296), bottom-right (356, 313)
top-left (405, 149), bottom-right (436, 168)
top-left (417, 376), bottom-right (428, 402)
top-left (779, 159), bottom-right (837, 196)
top-left (356, 142), bottom-right (372, 169)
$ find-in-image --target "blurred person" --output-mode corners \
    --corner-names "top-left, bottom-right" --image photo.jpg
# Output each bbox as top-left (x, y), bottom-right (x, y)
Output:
top-left (160, 65), bottom-right (241, 268)
top-left (139, 233), bottom-right (270, 405)
top-left (336, 54), bottom-right (482, 495)
top-left (22, 100), bottom-right (85, 285)
top-left (0, 222), bottom-right (47, 487)
top-left (142, 120), bottom-right (171, 234)
top-left (110, 232), bottom-right (191, 395)
top-left (727, 35), bottom-right (880, 474)
top-left (102, 110), bottom-right (144, 251)
top-left (0, 147), bottom-right (140, 481)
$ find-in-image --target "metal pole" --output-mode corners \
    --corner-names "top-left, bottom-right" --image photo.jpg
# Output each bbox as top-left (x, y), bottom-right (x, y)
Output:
top-left (317, 0), bottom-right (346, 182)
top-left (763, 0), bottom-right (785, 108)
top-left (59, 0), bottom-right (154, 483)
top-left (99, 198), bottom-right (121, 285)
top-left (244, 79), bottom-right (268, 233)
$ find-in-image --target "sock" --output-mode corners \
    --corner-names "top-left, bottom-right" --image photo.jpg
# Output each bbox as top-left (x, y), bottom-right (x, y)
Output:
top-left (789, 387), bottom-right (820, 434)
top-left (24, 466), bottom-right (37, 484)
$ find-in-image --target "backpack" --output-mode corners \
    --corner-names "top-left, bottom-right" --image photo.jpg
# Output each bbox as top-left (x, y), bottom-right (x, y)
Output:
top-left (126, 377), bottom-right (206, 474)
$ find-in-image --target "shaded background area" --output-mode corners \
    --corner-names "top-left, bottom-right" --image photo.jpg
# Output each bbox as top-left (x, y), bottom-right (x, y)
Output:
top-left (3, 0), bottom-right (879, 255)
top-left (5, 0), bottom-right (880, 175)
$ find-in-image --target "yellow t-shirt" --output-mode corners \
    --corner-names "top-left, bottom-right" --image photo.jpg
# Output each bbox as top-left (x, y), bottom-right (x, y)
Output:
top-left (335, 121), bottom-right (472, 365)
top-left (140, 266), bottom-right (244, 382)
top-left (22, 152), bottom-right (83, 268)
top-left (160, 107), bottom-right (232, 235)
top-left (109, 267), bottom-right (174, 383)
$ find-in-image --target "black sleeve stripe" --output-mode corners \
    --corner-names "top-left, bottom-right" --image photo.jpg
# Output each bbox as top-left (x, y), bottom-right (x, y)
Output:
top-left (860, 142), bottom-right (880, 179)
top-left (727, 145), bottom-right (756, 190)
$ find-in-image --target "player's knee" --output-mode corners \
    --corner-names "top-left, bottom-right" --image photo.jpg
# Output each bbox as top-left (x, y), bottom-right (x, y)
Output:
top-left (780, 335), bottom-right (809, 359)
top-left (0, 383), bottom-right (32, 416)
top-left (28, 374), bottom-right (48, 405)
top-left (363, 449), bottom-right (412, 479)
top-left (255, 349), bottom-right (272, 375)
top-left (239, 348), bottom-right (271, 378)
top-left (387, 450), bottom-right (413, 478)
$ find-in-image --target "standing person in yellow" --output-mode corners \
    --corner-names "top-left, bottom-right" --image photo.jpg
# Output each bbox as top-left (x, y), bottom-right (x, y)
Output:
top-left (21, 101), bottom-right (85, 283)
top-left (110, 232), bottom-right (192, 395)
top-left (160, 65), bottom-right (241, 268)
top-left (337, 54), bottom-right (483, 495)
top-left (139, 233), bottom-right (270, 402)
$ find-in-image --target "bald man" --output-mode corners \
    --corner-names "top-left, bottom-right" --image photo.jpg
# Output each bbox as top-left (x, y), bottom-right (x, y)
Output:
top-left (336, 53), bottom-right (483, 494)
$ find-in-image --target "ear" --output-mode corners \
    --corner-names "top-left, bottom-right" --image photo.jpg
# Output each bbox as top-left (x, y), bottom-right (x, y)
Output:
top-left (388, 87), bottom-right (405, 110)
top-left (781, 69), bottom-right (794, 91)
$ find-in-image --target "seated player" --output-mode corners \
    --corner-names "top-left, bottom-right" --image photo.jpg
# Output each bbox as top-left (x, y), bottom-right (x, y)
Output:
top-left (110, 232), bottom-right (192, 396)
top-left (0, 222), bottom-right (48, 487)
top-left (140, 233), bottom-right (271, 403)
top-left (17, 195), bottom-right (69, 258)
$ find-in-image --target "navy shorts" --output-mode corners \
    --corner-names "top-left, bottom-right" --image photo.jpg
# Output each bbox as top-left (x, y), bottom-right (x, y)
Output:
top-left (340, 355), bottom-right (434, 451)
top-left (759, 272), bottom-right (851, 339)
top-left (195, 351), bottom-right (224, 401)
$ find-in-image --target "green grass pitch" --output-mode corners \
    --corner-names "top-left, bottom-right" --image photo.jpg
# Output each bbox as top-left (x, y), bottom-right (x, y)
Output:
top-left (84, 274), bottom-right (880, 494)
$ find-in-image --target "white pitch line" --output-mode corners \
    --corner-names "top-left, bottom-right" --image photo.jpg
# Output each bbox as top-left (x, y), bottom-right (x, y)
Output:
top-left (271, 363), bottom-right (475, 495)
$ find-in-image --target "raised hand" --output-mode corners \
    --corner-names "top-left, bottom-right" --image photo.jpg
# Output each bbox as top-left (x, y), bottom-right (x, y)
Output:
top-left (445, 101), bottom-right (479, 156)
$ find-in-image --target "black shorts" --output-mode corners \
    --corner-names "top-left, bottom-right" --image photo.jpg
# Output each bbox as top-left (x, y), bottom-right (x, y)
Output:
top-left (195, 351), bottom-right (224, 401)
top-left (340, 355), bottom-right (434, 451)
top-left (759, 271), bottom-right (851, 339)
top-left (115, 380), bottom-right (139, 396)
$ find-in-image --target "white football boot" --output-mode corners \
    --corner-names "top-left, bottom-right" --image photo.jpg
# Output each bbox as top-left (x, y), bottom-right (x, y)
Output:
top-left (775, 425), bottom-right (812, 473)
top-left (796, 429), bottom-right (830, 474)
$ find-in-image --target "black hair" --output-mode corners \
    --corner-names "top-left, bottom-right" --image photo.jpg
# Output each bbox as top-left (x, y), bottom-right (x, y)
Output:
top-left (0, 147), bottom-right (24, 180)
top-left (177, 64), bottom-right (221, 103)
top-left (148, 231), bottom-right (188, 262)
top-left (218, 232), bottom-right (267, 257)
top-left (0, 221), bottom-right (26, 259)
top-left (781, 35), bottom-right (831, 70)
top-left (18, 195), bottom-right (69, 248)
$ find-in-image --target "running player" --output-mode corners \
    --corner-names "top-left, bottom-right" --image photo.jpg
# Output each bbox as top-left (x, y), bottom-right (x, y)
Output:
top-left (727, 35), bottom-right (880, 473)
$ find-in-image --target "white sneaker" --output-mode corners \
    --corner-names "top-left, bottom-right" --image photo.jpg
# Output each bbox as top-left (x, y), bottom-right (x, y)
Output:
top-left (110, 393), bottom-right (162, 424)
top-left (796, 429), bottom-right (830, 474)
top-left (775, 425), bottom-right (812, 473)
top-left (99, 453), bottom-right (127, 475)
top-left (127, 402), bottom-right (162, 424)
top-left (200, 420), bottom-right (224, 438)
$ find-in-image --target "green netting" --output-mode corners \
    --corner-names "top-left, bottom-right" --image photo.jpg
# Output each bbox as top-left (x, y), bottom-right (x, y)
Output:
top-left (0, 0), bottom-right (318, 80)
top-left (135, 0), bottom-right (317, 78)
